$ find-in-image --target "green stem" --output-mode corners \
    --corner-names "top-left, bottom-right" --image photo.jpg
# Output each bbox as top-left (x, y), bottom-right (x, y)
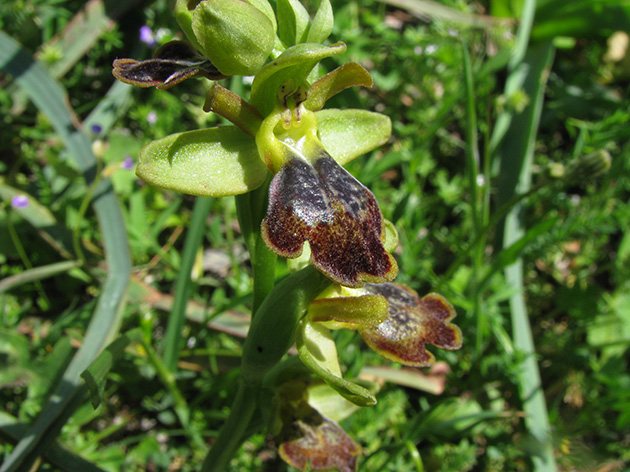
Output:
top-left (72, 161), bottom-right (103, 268)
top-left (199, 382), bottom-right (257, 472)
top-left (163, 197), bottom-right (214, 372)
top-left (235, 174), bottom-right (277, 314)
top-left (200, 266), bottom-right (330, 471)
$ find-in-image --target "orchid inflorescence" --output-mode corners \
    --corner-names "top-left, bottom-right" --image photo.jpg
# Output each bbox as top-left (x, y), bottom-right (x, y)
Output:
top-left (113, 1), bottom-right (462, 470)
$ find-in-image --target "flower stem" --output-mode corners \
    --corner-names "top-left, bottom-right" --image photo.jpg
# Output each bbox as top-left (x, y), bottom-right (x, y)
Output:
top-left (235, 174), bottom-right (276, 314)
top-left (199, 381), bottom-right (257, 472)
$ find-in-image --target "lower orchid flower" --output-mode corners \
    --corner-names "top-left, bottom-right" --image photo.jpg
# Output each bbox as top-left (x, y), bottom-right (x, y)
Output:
top-left (297, 282), bottom-right (463, 406)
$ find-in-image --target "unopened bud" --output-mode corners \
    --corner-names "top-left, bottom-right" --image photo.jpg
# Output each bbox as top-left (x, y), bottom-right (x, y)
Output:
top-left (566, 150), bottom-right (612, 182)
top-left (187, 0), bottom-right (275, 76)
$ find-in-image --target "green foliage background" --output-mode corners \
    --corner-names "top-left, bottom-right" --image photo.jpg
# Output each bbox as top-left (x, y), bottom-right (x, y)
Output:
top-left (2, 0), bottom-right (630, 471)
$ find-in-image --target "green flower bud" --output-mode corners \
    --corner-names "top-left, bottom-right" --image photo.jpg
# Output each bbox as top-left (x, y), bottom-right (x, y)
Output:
top-left (566, 150), bottom-right (612, 182)
top-left (191, 0), bottom-right (275, 76)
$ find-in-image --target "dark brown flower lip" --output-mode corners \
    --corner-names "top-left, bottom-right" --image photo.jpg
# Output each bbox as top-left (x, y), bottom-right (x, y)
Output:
top-left (359, 283), bottom-right (463, 367)
top-left (262, 152), bottom-right (397, 287)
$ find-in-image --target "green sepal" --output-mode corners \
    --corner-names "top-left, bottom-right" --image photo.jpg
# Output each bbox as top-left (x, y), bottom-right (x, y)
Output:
top-left (251, 42), bottom-right (347, 116)
top-left (174, 0), bottom-right (204, 53)
top-left (306, 0), bottom-right (334, 44)
top-left (246, 0), bottom-right (278, 32)
top-left (277, 0), bottom-right (311, 46)
top-left (136, 126), bottom-right (267, 197)
top-left (296, 318), bottom-right (377, 406)
top-left (192, 0), bottom-right (275, 76)
top-left (305, 62), bottom-right (373, 112)
top-left (308, 295), bottom-right (389, 329)
top-left (383, 219), bottom-right (399, 253)
top-left (316, 109), bottom-right (391, 166)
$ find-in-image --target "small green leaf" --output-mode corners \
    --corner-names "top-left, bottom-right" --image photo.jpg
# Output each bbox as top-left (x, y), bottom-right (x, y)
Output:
top-left (298, 319), bottom-right (343, 377)
top-left (136, 126), bottom-right (268, 197)
top-left (306, 383), bottom-right (362, 423)
top-left (306, 0), bottom-right (334, 43)
top-left (296, 318), bottom-right (377, 406)
top-left (277, 0), bottom-right (311, 46)
top-left (251, 42), bottom-right (347, 116)
top-left (316, 109), bottom-right (391, 166)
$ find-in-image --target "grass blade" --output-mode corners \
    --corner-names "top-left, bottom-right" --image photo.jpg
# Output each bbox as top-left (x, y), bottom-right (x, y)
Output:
top-left (0, 260), bottom-right (81, 294)
top-left (490, 31), bottom-right (559, 472)
top-left (162, 196), bottom-right (214, 372)
top-left (37, 0), bottom-right (142, 78)
top-left (0, 31), bottom-right (131, 472)
top-left (0, 412), bottom-right (107, 472)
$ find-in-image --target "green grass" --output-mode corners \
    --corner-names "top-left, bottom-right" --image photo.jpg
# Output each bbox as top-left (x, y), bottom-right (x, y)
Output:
top-left (2, 0), bottom-right (630, 471)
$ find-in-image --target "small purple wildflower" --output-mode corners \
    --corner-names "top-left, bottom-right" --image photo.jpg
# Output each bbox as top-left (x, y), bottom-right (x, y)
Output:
top-left (11, 195), bottom-right (29, 209)
top-left (146, 110), bottom-right (158, 125)
top-left (121, 156), bottom-right (135, 170)
top-left (139, 26), bottom-right (156, 47)
top-left (91, 124), bottom-right (103, 135)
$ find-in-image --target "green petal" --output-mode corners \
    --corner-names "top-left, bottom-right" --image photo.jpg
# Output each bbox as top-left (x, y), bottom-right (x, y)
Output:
top-left (137, 126), bottom-right (267, 197)
top-left (305, 63), bottom-right (373, 111)
top-left (316, 109), bottom-right (391, 166)
top-left (308, 295), bottom-right (389, 329)
top-left (296, 318), bottom-right (377, 406)
top-left (359, 284), bottom-right (463, 367)
top-left (251, 42), bottom-right (347, 116)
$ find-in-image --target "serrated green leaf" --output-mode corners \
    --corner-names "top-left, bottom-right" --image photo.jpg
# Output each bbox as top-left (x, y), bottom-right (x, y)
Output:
top-left (136, 126), bottom-right (267, 197)
top-left (316, 109), bottom-right (391, 166)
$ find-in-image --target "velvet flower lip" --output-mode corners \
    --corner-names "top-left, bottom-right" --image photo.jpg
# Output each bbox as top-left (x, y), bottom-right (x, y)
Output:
top-left (276, 381), bottom-right (361, 472)
top-left (261, 146), bottom-right (397, 288)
